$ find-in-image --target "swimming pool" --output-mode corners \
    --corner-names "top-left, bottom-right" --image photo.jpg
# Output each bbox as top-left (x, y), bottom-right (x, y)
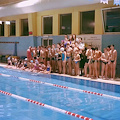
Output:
top-left (0, 67), bottom-right (120, 120)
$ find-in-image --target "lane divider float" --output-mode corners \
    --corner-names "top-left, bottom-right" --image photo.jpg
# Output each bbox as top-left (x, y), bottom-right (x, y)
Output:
top-left (0, 73), bottom-right (120, 100)
top-left (0, 90), bottom-right (93, 120)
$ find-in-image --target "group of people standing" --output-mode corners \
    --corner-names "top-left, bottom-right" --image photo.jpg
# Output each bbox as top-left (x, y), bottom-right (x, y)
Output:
top-left (26, 34), bottom-right (117, 79)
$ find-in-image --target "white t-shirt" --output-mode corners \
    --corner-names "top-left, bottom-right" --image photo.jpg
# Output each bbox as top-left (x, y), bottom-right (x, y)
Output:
top-left (79, 42), bottom-right (85, 50)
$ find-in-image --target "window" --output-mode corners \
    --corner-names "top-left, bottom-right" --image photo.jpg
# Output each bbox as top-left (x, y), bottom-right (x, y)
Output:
top-left (10, 20), bottom-right (16, 36)
top-left (0, 22), bottom-right (4, 36)
top-left (80, 11), bottom-right (95, 34)
top-left (42, 38), bottom-right (53, 47)
top-left (60, 13), bottom-right (72, 35)
top-left (21, 19), bottom-right (29, 36)
top-left (103, 8), bottom-right (120, 32)
top-left (43, 16), bottom-right (53, 34)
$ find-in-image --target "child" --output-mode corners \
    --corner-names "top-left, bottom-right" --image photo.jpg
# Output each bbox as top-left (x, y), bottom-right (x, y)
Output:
top-left (44, 61), bottom-right (51, 74)
top-left (74, 48), bottom-right (81, 76)
top-left (39, 62), bottom-right (46, 73)
top-left (61, 47), bottom-right (66, 74)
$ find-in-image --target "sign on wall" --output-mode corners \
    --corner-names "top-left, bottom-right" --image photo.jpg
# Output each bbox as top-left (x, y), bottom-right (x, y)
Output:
top-left (77, 35), bottom-right (102, 50)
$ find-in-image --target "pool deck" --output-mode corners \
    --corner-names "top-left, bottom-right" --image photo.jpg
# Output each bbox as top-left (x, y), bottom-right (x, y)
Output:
top-left (0, 63), bottom-right (120, 85)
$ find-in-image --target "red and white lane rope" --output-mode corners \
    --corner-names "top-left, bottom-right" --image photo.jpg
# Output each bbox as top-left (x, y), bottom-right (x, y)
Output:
top-left (0, 90), bottom-right (93, 120)
top-left (0, 73), bottom-right (120, 100)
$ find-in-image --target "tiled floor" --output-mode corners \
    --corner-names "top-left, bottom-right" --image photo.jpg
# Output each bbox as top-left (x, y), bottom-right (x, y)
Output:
top-left (0, 63), bottom-right (120, 85)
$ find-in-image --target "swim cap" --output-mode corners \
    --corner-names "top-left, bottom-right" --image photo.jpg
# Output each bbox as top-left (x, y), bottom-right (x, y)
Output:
top-left (25, 58), bottom-right (27, 61)
top-left (60, 47), bottom-right (64, 52)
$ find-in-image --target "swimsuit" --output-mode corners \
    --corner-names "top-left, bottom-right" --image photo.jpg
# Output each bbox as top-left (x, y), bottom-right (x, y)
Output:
top-left (102, 61), bottom-right (108, 65)
top-left (75, 61), bottom-right (79, 64)
top-left (66, 56), bottom-right (71, 60)
top-left (111, 60), bottom-right (115, 63)
top-left (24, 64), bottom-right (27, 67)
top-left (35, 66), bottom-right (39, 70)
top-left (27, 51), bottom-right (32, 60)
top-left (47, 57), bottom-right (50, 61)
top-left (47, 67), bottom-right (50, 71)
top-left (64, 43), bottom-right (67, 48)
top-left (62, 53), bottom-right (65, 61)
top-left (37, 50), bottom-right (40, 57)
top-left (52, 57), bottom-right (55, 60)
top-left (85, 59), bottom-right (89, 63)
top-left (90, 59), bottom-right (95, 63)
top-left (95, 60), bottom-right (99, 62)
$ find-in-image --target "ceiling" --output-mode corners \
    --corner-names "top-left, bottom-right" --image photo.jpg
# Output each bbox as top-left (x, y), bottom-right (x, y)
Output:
top-left (0, 0), bottom-right (25, 6)
top-left (0, 0), bottom-right (112, 18)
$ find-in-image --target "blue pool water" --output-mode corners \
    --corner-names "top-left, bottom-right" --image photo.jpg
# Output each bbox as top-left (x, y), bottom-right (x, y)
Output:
top-left (0, 67), bottom-right (120, 120)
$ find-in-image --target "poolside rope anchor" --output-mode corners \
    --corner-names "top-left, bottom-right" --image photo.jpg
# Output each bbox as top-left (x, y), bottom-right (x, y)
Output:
top-left (0, 73), bottom-right (120, 101)
top-left (0, 90), bottom-right (93, 120)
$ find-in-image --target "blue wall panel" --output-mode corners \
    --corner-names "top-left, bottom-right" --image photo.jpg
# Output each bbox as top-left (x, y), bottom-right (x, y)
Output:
top-left (102, 34), bottom-right (120, 77)
top-left (0, 36), bottom-right (34, 57)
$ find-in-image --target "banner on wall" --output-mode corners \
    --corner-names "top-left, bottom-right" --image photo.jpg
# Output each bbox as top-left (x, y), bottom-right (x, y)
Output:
top-left (114, 0), bottom-right (120, 5)
top-left (100, 0), bottom-right (108, 4)
top-left (77, 35), bottom-right (102, 50)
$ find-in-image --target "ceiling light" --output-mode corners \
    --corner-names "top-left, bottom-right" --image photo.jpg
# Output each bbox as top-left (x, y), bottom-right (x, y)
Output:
top-left (15, 0), bottom-right (40, 8)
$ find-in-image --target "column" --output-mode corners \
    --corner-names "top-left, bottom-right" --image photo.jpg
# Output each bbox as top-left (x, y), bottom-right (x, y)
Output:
top-left (95, 9), bottom-right (104, 34)
top-left (53, 14), bottom-right (59, 35)
top-left (72, 11), bottom-right (80, 35)
top-left (28, 13), bottom-right (37, 36)
top-left (4, 22), bottom-right (9, 37)
top-left (37, 14), bottom-right (42, 36)
top-left (16, 19), bottom-right (21, 36)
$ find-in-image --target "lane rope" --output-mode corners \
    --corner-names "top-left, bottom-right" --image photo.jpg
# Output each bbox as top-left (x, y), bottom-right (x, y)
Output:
top-left (0, 73), bottom-right (120, 101)
top-left (0, 90), bottom-right (93, 120)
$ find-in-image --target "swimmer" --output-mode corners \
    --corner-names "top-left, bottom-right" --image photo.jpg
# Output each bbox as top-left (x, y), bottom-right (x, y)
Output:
top-left (44, 61), bottom-right (51, 74)
top-left (109, 45), bottom-right (117, 79)
top-left (27, 46), bottom-right (32, 61)
top-left (107, 45), bottom-right (111, 78)
top-left (101, 48), bottom-right (110, 79)
top-left (40, 46), bottom-right (46, 65)
top-left (84, 44), bottom-right (92, 77)
top-left (66, 43), bottom-right (72, 75)
top-left (94, 47), bottom-right (102, 78)
top-left (73, 47), bottom-right (80, 76)
top-left (61, 47), bottom-right (66, 74)
top-left (51, 44), bottom-right (56, 72)
top-left (56, 43), bottom-right (62, 74)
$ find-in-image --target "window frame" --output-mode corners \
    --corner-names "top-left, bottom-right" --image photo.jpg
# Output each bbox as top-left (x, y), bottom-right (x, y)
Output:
top-left (10, 20), bottom-right (16, 36)
top-left (102, 7), bottom-right (120, 34)
top-left (80, 10), bottom-right (95, 34)
top-left (21, 18), bottom-right (29, 36)
top-left (59, 13), bottom-right (72, 35)
top-left (42, 38), bottom-right (53, 47)
top-left (0, 21), bottom-right (4, 36)
top-left (42, 15), bottom-right (53, 35)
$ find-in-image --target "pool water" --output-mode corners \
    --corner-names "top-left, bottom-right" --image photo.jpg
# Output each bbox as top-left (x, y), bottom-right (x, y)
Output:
top-left (0, 67), bottom-right (120, 120)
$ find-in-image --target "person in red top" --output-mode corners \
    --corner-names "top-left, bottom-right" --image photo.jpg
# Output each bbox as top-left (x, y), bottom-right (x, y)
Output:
top-left (27, 46), bottom-right (32, 61)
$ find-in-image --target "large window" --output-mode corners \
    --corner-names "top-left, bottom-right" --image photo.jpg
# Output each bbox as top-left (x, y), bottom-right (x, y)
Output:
top-left (60, 13), bottom-right (72, 35)
top-left (43, 16), bottom-right (53, 34)
top-left (10, 20), bottom-right (16, 36)
top-left (103, 8), bottom-right (120, 32)
top-left (0, 22), bottom-right (4, 36)
top-left (21, 19), bottom-right (29, 36)
top-left (80, 11), bottom-right (95, 34)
